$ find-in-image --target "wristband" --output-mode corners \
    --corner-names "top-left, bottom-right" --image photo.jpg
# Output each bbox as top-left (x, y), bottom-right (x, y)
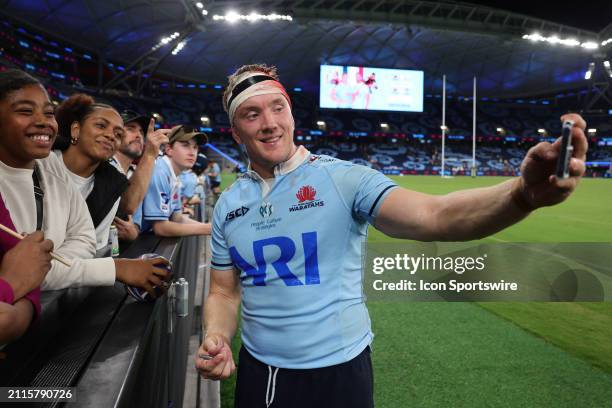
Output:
top-left (0, 278), bottom-right (15, 304)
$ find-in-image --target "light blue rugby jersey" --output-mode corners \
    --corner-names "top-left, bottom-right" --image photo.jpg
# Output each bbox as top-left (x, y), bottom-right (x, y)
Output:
top-left (211, 147), bottom-right (397, 369)
top-left (137, 156), bottom-right (182, 233)
top-left (179, 170), bottom-right (198, 200)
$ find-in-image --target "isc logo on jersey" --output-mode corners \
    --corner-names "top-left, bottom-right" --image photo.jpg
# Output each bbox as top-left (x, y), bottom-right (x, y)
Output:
top-left (229, 232), bottom-right (320, 287)
top-left (225, 206), bottom-right (249, 221)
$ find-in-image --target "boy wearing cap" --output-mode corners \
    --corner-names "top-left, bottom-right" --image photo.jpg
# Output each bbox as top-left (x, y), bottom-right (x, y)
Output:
top-left (137, 125), bottom-right (211, 237)
top-left (195, 64), bottom-right (588, 408)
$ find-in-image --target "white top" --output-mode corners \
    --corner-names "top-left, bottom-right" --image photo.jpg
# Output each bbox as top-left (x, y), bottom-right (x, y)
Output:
top-left (55, 151), bottom-right (121, 250)
top-left (0, 154), bottom-right (115, 290)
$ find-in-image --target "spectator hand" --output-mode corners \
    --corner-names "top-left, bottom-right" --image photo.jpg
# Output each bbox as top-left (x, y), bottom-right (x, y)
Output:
top-left (195, 333), bottom-right (236, 380)
top-left (113, 216), bottom-right (139, 241)
top-left (515, 113), bottom-right (588, 210)
top-left (114, 257), bottom-right (172, 298)
top-left (143, 118), bottom-right (171, 157)
top-left (0, 231), bottom-right (53, 300)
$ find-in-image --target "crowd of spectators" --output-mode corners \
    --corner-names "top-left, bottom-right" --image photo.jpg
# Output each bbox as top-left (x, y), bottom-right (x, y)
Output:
top-left (0, 69), bottom-right (213, 347)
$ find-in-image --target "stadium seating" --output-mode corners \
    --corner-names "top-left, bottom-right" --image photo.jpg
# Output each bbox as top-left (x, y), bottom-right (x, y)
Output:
top-left (0, 15), bottom-right (609, 178)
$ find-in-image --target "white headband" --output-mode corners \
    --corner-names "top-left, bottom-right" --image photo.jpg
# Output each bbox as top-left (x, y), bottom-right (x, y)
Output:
top-left (226, 71), bottom-right (291, 123)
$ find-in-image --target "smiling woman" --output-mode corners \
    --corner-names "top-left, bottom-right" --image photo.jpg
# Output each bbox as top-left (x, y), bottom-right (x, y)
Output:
top-left (53, 94), bottom-right (128, 250)
top-left (0, 70), bottom-right (171, 311)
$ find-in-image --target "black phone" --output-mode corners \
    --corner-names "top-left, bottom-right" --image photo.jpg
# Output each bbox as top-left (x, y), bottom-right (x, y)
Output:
top-left (115, 210), bottom-right (130, 222)
top-left (555, 120), bottom-right (574, 179)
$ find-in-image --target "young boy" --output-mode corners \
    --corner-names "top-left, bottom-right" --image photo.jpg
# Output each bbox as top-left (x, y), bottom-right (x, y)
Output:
top-left (137, 125), bottom-right (211, 237)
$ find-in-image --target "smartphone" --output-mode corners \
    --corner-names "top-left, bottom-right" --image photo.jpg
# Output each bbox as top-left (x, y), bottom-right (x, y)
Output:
top-left (115, 209), bottom-right (130, 222)
top-left (556, 120), bottom-right (574, 179)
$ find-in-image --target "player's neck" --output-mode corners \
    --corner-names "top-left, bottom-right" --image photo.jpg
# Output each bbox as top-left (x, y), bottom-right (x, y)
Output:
top-left (250, 162), bottom-right (274, 179)
top-left (169, 158), bottom-right (184, 176)
top-left (250, 145), bottom-right (301, 179)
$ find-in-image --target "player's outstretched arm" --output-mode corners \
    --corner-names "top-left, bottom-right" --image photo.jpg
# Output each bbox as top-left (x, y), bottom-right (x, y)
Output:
top-left (375, 114), bottom-right (587, 242)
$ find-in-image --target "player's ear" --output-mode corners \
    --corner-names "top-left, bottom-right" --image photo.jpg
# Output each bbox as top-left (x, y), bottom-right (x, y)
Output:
top-left (164, 142), bottom-right (173, 156)
top-left (231, 128), bottom-right (243, 145)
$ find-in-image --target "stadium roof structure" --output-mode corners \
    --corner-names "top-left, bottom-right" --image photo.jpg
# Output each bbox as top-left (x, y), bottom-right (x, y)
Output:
top-left (1, 0), bottom-right (611, 100)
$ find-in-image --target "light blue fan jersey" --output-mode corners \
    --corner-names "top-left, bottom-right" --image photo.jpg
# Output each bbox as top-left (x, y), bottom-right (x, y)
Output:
top-left (211, 147), bottom-right (397, 369)
top-left (179, 170), bottom-right (198, 200)
top-left (135, 156), bottom-right (182, 233)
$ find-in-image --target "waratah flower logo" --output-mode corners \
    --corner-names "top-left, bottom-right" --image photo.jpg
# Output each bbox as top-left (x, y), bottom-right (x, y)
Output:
top-left (296, 185), bottom-right (317, 202)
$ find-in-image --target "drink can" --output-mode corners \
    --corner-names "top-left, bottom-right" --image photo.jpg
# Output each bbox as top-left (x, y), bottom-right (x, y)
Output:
top-left (110, 225), bottom-right (120, 257)
top-left (175, 278), bottom-right (189, 317)
top-left (125, 254), bottom-right (172, 302)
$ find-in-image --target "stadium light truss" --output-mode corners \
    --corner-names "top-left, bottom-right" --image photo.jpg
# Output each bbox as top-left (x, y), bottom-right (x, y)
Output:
top-left (602, 38), bottom-right (612, 47)
top-left (151, 32), bottom-right (180, 51)
top-left (522, 33), bottom-right (598, 50)
top-left (194, 1), bottom-right (209, 15)
top-left (585, 62), bottom-right (595, 80)
top-left (171, 41), bottom-right (187, 55)
top-left (583, 60), bottom-right (612, 80)
top-left (212, 11), bottom-right (293, 23)
top-left (604, 60), bottom-right (612, 78)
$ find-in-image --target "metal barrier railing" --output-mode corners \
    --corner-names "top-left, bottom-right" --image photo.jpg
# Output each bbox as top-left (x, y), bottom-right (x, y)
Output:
top-left (0, 211), bottom-right (206, 408)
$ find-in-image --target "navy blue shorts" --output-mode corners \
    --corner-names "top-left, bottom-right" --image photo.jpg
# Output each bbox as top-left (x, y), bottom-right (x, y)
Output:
top-left (234, 346), bottom-right (374, 408)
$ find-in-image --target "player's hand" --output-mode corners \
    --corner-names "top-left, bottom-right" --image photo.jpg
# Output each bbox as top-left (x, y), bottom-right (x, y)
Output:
top-left (114, 257), bottom-right (171, 298)
top-left (195, 334), bottom-right (236, 380)
top-left (113, 216), bottom-right (139, 241)
top-left (143, 118), bottom-right (171, 158)
top-left (0, 231), bottom-right (53, 300)
top-left (515, 113), bottom-right (588, 210)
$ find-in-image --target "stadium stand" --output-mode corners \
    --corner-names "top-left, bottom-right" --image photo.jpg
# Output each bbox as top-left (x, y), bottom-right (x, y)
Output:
top-left (1, 12), bottom-right (609, 178)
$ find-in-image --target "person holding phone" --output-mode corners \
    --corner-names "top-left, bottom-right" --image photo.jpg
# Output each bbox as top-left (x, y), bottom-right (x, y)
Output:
top-left (195, 64), bottom-right (588, 408)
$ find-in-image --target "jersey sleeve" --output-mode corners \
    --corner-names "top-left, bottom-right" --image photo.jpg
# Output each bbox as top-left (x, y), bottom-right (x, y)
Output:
top-left (142, 163), bottom-right (173, 221)
top-left (210, 201), bottom-right (234, 270)
top-left (181, 174), bottom-right (196, 199)
top-left (333, 164), bottom-right (397, 224)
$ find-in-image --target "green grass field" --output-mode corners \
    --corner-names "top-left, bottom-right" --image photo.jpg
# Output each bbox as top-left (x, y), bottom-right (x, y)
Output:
top-left (219, 174), bottom-right (612, 407)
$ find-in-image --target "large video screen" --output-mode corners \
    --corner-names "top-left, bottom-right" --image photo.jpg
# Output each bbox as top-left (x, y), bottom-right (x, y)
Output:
top-left (320, 65), bottom-right (424, 112)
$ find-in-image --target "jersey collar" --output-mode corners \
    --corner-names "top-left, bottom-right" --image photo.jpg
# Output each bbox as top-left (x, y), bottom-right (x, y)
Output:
top-left (161, 155), bottom-right (179, 183)
top-left (245, 145), bottom-right (310, 181)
